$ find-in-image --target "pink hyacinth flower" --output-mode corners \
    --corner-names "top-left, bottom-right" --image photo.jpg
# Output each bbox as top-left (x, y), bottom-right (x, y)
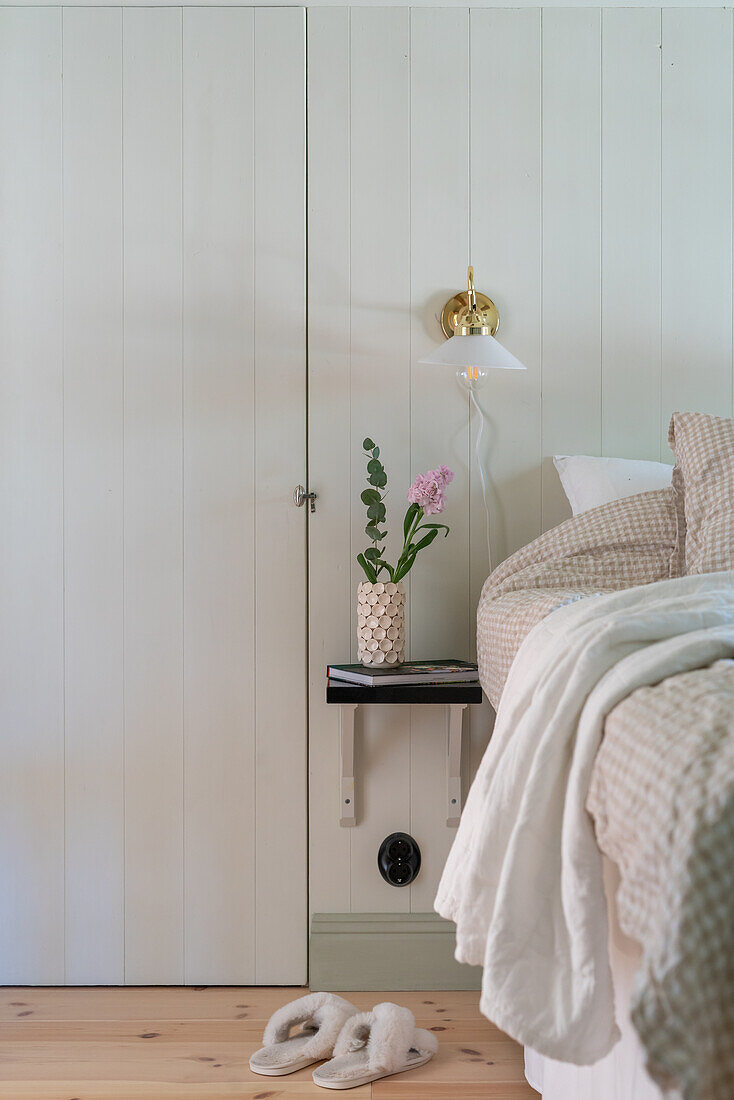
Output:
top-left (407, 471), bottom-right (448, 515)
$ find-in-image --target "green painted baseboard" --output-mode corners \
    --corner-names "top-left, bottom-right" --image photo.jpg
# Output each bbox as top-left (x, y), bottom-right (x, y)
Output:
top-left (309, 912), bottom-right (482, 991)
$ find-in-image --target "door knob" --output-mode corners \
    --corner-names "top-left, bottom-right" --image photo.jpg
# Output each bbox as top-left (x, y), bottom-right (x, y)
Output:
top-left (293, 485), bottom-right (317, 513)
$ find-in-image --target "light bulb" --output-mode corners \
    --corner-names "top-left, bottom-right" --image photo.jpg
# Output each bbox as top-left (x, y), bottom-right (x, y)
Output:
top-left (456, 365), bottom-right (490, 392)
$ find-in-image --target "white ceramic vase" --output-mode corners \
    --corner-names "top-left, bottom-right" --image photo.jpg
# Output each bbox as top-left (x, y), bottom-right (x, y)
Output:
top-left (357, 580), bottom-right (406, 666)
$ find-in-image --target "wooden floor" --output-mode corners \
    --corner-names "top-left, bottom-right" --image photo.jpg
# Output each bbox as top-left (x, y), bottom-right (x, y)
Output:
top-left (0, 987), bottom-right (536, 1099)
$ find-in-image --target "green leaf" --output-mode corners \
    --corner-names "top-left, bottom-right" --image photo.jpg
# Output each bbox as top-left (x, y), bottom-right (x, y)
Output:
top-left (365, 524), bottom-right (380, 542)
top-left (375, 529), bottom-right (387, 541)
top-left (367, 458), bottom-right (383, 475)
top-left (396, 529), bottom-right (438, 579)
top-left (411, 528), bottom-right (439, 554)
top-left (362, 437), bottom-right (376, 451)
top-left (372, 446), bottom-right (380, 459)
top-left (393, 557), bottom-right (412, 582)
top-left (416, 522), bottom-right (450, 537)
top-left (394, 531), bottom-right (435, 579)
top-left (394, 546), bottom-right (419, 581)
top-left (369, 470), bottom-right (387, 488)
top-left (367, 503), bottom-right (381, 521)
top-left (361, 488), bottom-right (381, 506)
top-left (403, 502), bottom-right (420, 539)
top-left (357, 552), bottom-right (377, 583)
top-left (364, 546), bottom-right (380, 561)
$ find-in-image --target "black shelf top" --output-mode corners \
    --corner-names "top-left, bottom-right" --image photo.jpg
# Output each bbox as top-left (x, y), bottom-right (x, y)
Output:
top-left (326, 678), bottom-right (484, 706)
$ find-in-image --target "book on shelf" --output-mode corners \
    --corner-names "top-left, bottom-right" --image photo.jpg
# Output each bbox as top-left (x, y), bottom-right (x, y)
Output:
top-left (327, 659), bottom-right (479, 688)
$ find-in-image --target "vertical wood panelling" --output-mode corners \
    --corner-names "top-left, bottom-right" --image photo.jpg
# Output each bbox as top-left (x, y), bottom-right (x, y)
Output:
top-left (661, 7), bottom-right (734, 444)
top-left (409, 7), bottom-right (470, 662)
top-left (470, 9), bottom-right (542, 577)
top-left (541, 8), bottom-right (602, 531)
top-left (182, 7), bottom-right (257, 983)
top-left (3, 2), bottom-right (734, 972)
top-left (63, 7), bottom-right (125, 984)
top-left (253, 6), bottom-right (307, 983)
top-left (601, 9), bottom-right (662, 460)
top-left (467, 6), bottom-right (542, 828)
top-left (310, 5), bottom-right (733, 919)
top-left (349, 6), bottom-right (412, 913)
top-left (408, 6), bottom-right (471, 912)
top-left (0, 8), bottom-right (64, 984)
top-left (2, 4), bottom-right (308, 984)
top-left (307, 6), bottom-right (353, 917)
top-left (122, 6), bottom-right (184, 984)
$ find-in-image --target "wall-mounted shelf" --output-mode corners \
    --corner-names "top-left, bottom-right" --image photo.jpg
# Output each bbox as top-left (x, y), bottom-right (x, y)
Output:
top-left (326, 677), bottom-right (483, 828)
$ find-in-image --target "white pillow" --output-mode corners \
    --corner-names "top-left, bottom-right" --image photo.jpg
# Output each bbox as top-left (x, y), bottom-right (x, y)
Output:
top-left (553, 454), bottom-right (673, 516)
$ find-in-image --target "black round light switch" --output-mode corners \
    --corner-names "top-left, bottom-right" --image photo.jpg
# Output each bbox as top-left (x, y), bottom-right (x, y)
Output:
top-left (378, 832), bottom-right (421, 888)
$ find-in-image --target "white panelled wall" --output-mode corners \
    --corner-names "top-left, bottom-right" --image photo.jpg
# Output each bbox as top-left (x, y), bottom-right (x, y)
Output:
top-left (2, 4), bottom-right (734, 979)
top-left (308, 5), bottom-right (734, 917)
top-left (0, 5), bottom-right (306, 984)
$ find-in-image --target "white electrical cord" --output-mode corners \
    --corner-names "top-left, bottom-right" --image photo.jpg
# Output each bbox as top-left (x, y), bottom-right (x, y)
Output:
top-left (470, 388), bottom-right (492, 575)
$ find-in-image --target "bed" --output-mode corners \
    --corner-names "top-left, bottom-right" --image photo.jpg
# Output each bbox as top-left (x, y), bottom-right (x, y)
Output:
top-left (435, 412), bottom-right (734, 1100)
top-left (524, 857), bottom-right (670, 1100)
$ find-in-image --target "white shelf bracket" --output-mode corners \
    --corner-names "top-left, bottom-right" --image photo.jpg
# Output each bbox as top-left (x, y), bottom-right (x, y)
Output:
top-left (446, 703), bottom-right (467, 827)
top-left (339, 703), bottom-right (358, 827)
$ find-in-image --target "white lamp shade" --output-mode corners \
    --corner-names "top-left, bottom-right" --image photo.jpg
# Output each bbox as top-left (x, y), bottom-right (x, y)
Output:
top-left (418, 332), bottom-right (526, 371)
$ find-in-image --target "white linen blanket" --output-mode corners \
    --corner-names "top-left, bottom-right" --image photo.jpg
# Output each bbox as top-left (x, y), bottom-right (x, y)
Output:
top-left (435, 572), bottom-right (734, 1065)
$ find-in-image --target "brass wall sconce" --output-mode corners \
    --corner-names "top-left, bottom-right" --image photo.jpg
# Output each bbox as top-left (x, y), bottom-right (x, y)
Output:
top-left (420, 266), bottom-right (524, 390)
top-left (439, 266), bottom-right (500, 340)
top-left (419, 266), bottom-right (526, 572)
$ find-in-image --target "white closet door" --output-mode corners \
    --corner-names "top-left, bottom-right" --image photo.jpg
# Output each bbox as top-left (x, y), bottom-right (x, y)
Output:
top-left (0, 5), bottom-right (306, 985)
top-left (0, 7), bottom-right (65, 986)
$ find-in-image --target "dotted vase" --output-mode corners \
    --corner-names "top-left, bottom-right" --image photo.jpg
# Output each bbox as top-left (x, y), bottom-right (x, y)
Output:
top-left (357, 580), bottom-right (406, 666)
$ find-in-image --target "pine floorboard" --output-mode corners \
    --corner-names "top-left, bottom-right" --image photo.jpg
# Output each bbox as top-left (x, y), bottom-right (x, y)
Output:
top-left (0, 987), bottom-right (536, 1098)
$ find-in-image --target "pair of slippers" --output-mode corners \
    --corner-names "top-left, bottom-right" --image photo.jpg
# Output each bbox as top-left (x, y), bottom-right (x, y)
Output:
top-left (249, 991), bottom-right (439, 1090)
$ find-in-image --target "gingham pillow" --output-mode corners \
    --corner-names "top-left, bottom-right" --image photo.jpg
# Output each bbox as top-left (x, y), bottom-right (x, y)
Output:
top-left (668, 411), bottom-right (734, 574)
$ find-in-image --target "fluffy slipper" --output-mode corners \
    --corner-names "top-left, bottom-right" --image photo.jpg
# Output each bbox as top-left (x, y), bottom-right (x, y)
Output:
top-left (249, 992), bottom-right (359, 1077)
top-left (312, 1001), bottom-right (439, 1089)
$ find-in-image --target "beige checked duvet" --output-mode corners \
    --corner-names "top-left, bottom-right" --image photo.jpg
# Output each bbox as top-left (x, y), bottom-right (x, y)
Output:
top-left (438, 484), bottom-right (734, 1100)
top-left (478, 486), bottom-right (682, 708)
